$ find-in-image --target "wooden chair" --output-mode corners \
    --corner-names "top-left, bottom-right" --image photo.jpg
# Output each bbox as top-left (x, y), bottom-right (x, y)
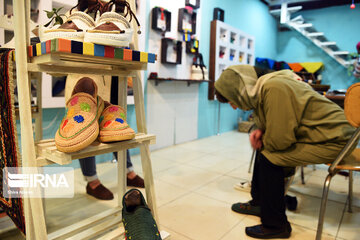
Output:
top-left (316, 82), bottom-right (360, 240)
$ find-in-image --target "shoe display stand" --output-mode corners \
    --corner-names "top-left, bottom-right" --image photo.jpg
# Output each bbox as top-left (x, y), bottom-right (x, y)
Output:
top-left (12, 0), bottom-right (169, 239)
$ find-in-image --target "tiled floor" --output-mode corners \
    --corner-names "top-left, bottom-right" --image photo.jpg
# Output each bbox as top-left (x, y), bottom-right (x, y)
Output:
top-left (1, 131), bottom-right (359, 239)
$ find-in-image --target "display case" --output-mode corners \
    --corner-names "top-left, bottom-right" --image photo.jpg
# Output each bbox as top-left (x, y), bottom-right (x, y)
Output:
top-left (161, 38), bottom-right (182, 64)
top-left (178, 7), bottom-right (196, 35)
top-left (151, 7), bottom-right (171, 33)
top-left (208, 20), bottom-right (255, 100)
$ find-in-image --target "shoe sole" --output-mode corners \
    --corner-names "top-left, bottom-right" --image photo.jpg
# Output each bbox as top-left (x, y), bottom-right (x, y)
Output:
top-left (98, 133), bottom-right (135, 143)
top-left (84, 32), bottom-right (132, 48)
top-left (245, 229), bottom-right (291, 239)
top-left (40, 31), bottom-right (85, 42)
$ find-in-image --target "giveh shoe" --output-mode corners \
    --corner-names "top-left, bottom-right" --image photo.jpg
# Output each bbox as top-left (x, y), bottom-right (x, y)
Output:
top-left (86, 183), bottom-right (114, 200)
top-left (98, 102), bottom-right (135, 142)
top-left (84, 0), bottom-right (141, 47)
top-left (122, 189), bottom-right (162, 240)
top-left (245, 222), bottom-right (292, 239)
top-left (39, 0), bottom-right (106, 42)
top-left (231, 201), bottom-right (261, 217)
top-left (55, 77), bottom-right (104, 152)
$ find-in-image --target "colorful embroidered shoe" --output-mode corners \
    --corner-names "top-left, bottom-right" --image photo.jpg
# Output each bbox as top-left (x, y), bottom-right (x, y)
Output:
top-left (122, 189), bottom-right (162, 240)
top-left (55, 77), bottom-right (104, 153)
top-left (98, 102), bottom-right (135, 142)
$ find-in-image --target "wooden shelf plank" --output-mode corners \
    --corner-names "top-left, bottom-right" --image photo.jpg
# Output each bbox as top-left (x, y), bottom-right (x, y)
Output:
top-left (148, 77), bottom-right (211, 86)
top-left (36, 133), bottom-right (156, 166)
top-left (48, 207), bottom-right (122, 240)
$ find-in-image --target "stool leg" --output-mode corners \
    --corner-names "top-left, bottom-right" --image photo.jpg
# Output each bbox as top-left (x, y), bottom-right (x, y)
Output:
top-left (301, 166), bottom-right (305, 184)
top-left (248, 149), bottom-right (255, 173)
top-left (348, 170), bottom-right (353, 213)
top-left (316, 174), bottom-right (333, 240)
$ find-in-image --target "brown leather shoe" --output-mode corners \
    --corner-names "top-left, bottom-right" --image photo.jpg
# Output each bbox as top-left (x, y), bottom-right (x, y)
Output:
top-left (86, 183), bottom-right (114, 200)
top-left (127, 175), bottom-right (144, 188)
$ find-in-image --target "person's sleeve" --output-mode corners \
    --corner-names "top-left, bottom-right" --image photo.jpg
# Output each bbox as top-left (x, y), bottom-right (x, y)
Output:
top-left (262, 85), bottom-right (299, 152)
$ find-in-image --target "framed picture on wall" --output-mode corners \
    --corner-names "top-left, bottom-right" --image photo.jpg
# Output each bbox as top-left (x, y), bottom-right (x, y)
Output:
top-left (185, 0), bottom-right (200, 9)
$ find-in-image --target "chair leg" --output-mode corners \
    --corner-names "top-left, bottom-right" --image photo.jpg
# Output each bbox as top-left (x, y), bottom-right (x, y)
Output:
top-left (348, 170), bottom-right (353, 213)
top-left (316, 174), bottom-right (333, 240)
top-left (248, 149), bottom-right (255, 173)
top-left (284, 167), bottom-right (298, 195)
top-left (301, 166), bottom-right (305, 184)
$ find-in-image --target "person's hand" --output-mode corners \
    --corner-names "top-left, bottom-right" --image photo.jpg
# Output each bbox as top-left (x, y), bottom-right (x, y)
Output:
top-left (249, 129), bottom-right (263, 150)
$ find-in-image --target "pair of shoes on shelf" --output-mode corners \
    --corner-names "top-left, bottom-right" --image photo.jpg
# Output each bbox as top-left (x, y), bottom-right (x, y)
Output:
top-left (122, 189), bottom-right (162, 240)
top-left (245, 222), bottom-right (292, 239)
top-left (40, 0), bottom-right (140, 47)
top-left (55, 77), bottom-right (135, 153)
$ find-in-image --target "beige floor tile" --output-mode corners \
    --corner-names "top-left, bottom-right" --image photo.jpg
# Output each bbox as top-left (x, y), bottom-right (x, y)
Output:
top-left (158, 192), bottom-right (244, 240)
top-left (214, 147), bottom-right (253, 162)
top-left (176, 139), bottom-right (226, 153)
top-left (159, 225), bottom-right (193, 240)
top-left (150, 145), bottom-right (209, 164)
top-left (337, 206), bottom-right (360, 240)
top-left (186, 153), bottom-right (244, 174)
top-left (286, 194), bottom-right (345, 236)
top-left (195, 175), bottom-right (252, 205)
top-left (154, 179), bottom-right (189, 207)
top-left (155, 164), bottom-right (223, 191)
top-left (225, 162), bottom-right (254, 182)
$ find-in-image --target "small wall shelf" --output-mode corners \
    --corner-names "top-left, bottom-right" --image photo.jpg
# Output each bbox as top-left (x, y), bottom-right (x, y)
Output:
top-left (161, 38), bottom-right (182, 64)
top-left (148, 77), bottom-right (210, 87)
top-left (151, 7), bottom-right (171, 33)
top-left (178, 8), bottom-right (197, 35)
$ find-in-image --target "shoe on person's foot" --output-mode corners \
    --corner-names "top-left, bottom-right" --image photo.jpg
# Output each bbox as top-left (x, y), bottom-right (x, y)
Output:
top-left (55, 77), bottom-right (104, 152)
top-left (127, 175), bottom-right (144, 188)
top-left (98, 102), bottom-right (135, 142)
top-left (231, 201), bottom-right (261, 217)
top-left (122, 189), bottom-right (162, 240)
top-left (86, 183), bottom-right (114, 200)
top-left (245, 223), bottom-right (292, 239)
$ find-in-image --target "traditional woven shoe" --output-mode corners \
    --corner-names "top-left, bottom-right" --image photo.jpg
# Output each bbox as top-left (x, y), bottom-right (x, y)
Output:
top-left (98, 102), bottom-right (135, 142)
top-left (84, 0), bottom-right (141, 47)
top-left (122, 189), bottom-right (162, 240)
top-left (40, 11), bottom-right (96, 42)
top-left (55, 77), bottom-right (104, 152)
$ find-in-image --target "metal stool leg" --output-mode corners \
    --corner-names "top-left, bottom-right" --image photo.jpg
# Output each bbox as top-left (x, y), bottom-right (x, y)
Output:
top-left (316, 174), bottom-right (333, 240)
top-left (348, 170), bottom-right (353, 213)
top-left (248, 149), bottom-right (256, 173)
top-left (301, 166), bottom-right (305, 184)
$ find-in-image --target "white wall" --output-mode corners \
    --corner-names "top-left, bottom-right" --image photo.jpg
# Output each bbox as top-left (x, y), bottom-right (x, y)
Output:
top-left (146, 0), bottom-right (202, 150)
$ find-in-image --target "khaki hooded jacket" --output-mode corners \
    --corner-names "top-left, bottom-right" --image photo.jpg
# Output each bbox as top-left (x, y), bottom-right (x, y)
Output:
top-left (215, 65), bottom-right (355, 167)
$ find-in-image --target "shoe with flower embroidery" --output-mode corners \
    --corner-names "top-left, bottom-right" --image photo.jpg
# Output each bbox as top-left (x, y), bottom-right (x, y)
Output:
top-left (55, 77), bottom-right (104, 152)
top-left (98, 102), bottom-right (135, 142)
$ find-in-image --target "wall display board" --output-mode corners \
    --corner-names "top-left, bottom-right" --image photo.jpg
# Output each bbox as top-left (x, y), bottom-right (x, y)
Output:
top-left (208, 20), bottom-right (255, 100)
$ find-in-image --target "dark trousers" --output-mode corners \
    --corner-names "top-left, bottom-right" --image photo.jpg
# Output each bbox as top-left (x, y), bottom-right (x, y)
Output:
top-left (251, 151), bottom-right (288, 229)
top-left (79, 150), bottom-right (133, 177)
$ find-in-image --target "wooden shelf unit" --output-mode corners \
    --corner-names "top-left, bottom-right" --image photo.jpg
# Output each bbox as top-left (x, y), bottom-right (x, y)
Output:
top-left (208, 20), bottom-right (255, 100)
top-left (11, 0), bottom-right (168, 239)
